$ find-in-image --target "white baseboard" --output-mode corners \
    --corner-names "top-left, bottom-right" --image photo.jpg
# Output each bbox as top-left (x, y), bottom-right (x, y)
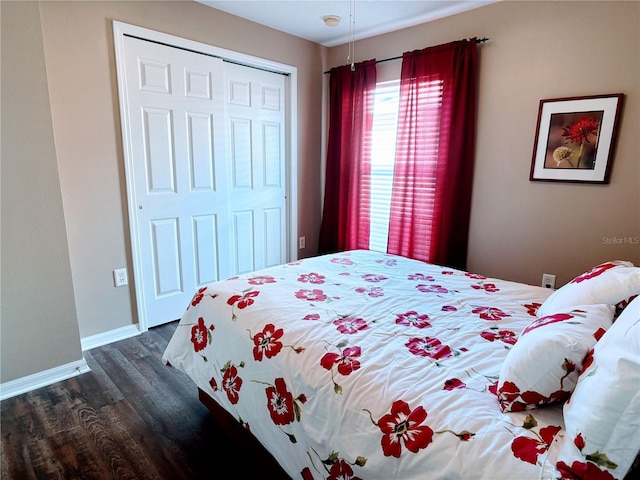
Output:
top-left (0, 325), bottom-right (143, 401)
top-left (0, 358), bottom-right (90, 401)
top-left (81, 324), bottom-right (141, 351)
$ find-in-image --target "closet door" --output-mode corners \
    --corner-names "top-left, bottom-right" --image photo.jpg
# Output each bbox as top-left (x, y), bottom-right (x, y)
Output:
top-left (120, 35), bottom-right (230, 328)
top-left (224, 63), bottom-right (287, 275)
top-left (115, 29), bottom-right (292, 329)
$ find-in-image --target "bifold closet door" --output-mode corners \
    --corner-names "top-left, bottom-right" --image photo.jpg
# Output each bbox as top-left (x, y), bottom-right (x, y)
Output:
top-left (223, 62), bottom-right (287, 276)
top-left (118, 34), bottom-right (287, 328)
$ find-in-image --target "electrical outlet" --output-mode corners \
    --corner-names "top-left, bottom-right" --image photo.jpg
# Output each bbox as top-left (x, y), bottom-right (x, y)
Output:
top-left (541, 273), bottom-right (556, 289)
top-left (114, 268), bottom-right (128, 287)
top-left (299, 236), bottom-right (306, 249)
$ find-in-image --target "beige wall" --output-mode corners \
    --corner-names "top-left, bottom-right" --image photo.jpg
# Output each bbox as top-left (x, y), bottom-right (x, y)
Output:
top-left (1, 0), bottom-right (638, 385)
top-left (328, 0), bottom-right (640, 287)
top-left (37, 0), bottom-right (325, 340)
top-left (1, 1), bottom-right (83, 382)
top-left (1, 0), bottom-right (325, 383)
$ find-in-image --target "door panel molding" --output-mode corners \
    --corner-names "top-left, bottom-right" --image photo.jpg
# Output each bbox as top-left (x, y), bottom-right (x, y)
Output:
top-left (113, 21), bottom-right (297, 331)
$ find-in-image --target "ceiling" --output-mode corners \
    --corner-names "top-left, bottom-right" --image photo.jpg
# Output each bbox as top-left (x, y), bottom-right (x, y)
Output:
top-left (197, 0), bottom-right (498, 47)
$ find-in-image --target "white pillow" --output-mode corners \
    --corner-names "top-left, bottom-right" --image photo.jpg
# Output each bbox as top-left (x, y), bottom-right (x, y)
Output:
top-left (497, 304), bottom-right (614, 413)
top-left (555, 295), bottom-right (640, 479)
top-left (537, 261), bottom-right (640, 318)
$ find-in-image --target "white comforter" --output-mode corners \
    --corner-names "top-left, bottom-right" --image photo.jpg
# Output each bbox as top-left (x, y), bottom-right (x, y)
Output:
top-left (163, 250), bottom-right (563, 479)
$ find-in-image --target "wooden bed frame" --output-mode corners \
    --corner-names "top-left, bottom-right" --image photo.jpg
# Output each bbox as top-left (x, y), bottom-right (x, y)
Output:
top-left (199, 385), bottom-right (639, 480)
top-left (198, 388), bottom-right (292, 479)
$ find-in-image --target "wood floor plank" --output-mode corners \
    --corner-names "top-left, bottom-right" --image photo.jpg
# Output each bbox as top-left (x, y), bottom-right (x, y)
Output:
top-left (1, 321), bottom-right (290, 480)
top-left (3, 320), bottom-right (638, 480)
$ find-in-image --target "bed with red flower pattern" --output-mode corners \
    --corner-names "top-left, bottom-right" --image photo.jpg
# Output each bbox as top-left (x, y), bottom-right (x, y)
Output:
top-left (162, 250), bottom-right (640, 480)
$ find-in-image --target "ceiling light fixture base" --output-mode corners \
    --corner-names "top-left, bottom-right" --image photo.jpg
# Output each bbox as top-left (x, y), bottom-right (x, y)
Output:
top-left (323, 15), bottom-right (341, 27)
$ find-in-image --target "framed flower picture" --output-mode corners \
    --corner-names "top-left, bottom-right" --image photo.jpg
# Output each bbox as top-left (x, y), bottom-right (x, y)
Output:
top-left (529, 94), bottom-right (624, 183)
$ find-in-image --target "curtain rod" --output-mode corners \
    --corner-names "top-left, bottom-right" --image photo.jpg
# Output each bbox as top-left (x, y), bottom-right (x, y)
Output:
top-left (323, 37), bottom-right (489, 75)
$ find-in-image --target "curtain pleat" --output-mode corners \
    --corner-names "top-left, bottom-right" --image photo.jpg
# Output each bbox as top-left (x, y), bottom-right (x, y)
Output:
top-left (318, 60), bottom-right (377, 254)
top-left (387, 40), bottom-right (478, 269)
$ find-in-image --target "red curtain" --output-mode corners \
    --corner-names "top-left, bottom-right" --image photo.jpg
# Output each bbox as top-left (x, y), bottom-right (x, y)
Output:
top-left (318, 60), bottom-right (377, 254)
top-left (387, 40), bottom-right (478, 269)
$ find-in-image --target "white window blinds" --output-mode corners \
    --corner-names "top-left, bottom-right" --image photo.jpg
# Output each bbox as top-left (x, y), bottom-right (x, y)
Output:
top-left (369, 81), bottom-right (399, 252)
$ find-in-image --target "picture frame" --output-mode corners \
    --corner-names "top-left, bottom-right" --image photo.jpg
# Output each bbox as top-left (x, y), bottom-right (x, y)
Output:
top-left (529, 93), bottom-right (624, 184)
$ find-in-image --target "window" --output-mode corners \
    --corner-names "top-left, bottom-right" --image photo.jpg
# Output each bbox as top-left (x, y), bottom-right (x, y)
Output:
top-left (369, 77), bottom-right (446, 259)
top-left (369, 81), bottom-right (399, 252)
top-left (321, 41), bottom-right (477, 268)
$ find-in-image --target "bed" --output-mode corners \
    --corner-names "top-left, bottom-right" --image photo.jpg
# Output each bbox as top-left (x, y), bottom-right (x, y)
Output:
top-left (162, 249), bottom-right (640, 480)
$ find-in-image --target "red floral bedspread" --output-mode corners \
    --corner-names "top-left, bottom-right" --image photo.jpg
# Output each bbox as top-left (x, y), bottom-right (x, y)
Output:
top-left (163, 250), bottom-right (564, 479)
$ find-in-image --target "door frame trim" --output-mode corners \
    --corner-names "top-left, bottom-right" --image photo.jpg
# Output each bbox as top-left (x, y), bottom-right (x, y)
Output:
top-left (112, 20), bottom-right (298, 332)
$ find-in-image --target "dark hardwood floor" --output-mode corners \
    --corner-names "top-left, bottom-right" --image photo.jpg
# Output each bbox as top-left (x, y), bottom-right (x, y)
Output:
top-left (1, 322), bottom-right (291, 480)
top-left (7, 322), bottom-right (636, 480)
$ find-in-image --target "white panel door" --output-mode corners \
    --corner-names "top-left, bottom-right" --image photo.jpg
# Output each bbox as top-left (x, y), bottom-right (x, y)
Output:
top-left (224, 63), bottom-right (287, 274)
top-left (122, 35), bottom-right (230, 327)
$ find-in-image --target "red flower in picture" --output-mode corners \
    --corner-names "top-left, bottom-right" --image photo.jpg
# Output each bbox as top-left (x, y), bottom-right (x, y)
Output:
top-left (295, 289), bottom-right (328, 302)
top-left (303, 313), bottom-right (320, 321)
top-left (395, 311), bottom-right (431, 329)
top-left (320, 346), bottom-right (362, 376)
top-left (378, 399), bottom-right (434, 458)
top-left (556, 115), bottom-right (602, 169)
top-left (222, 365), bottom-right (243, 405)
top-left (562, 117), bottom-right (600, 145)
top-left (297, 272), bottom-right (326, 284)
top-left (190, 317), bottom-right (209, 352)
top-left (334, 317), bottom-right (369, 335)
top-left (571, 262), bottom-right (616, 284)
top-left (227, 290), bottom-right (259, 309)
top-left (253, 323), bottom-right (284, 361)
top-left (247, 275), bottom-right (276, 285)
top-left (265, 377), bottom-right (295, 425)
top-left (405, 336), bottom-right (452, 360)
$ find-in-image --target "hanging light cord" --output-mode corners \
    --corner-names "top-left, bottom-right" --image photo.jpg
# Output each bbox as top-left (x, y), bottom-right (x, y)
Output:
top-left (347, 0), bottom-right (356, 71)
